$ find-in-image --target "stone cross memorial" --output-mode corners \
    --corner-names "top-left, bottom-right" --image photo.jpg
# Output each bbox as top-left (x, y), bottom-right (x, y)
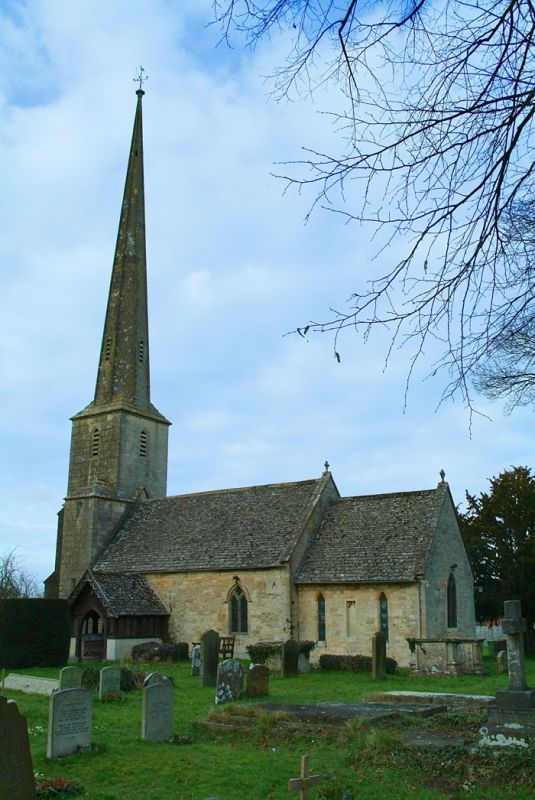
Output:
top-left (201, 629), bottom-right (220, 687)
top-left (481, 600), bottom-right (535, 746)
top-left (59, 666), bottom-right (83, 691)
top-left (99, 666), bottom-right (121, 699)
top-left (47, 688), bottom-right (93, 758)
top-left (191, 643), bottom-right (201, 677)
top-left (0, 695), bottom-right (37, 800)
top-left (215, 659), bottom-right (244, 704)
top-left (282, 639), bottom-right (299, 678)
top-left (141, 672), bottom-right (174, 742)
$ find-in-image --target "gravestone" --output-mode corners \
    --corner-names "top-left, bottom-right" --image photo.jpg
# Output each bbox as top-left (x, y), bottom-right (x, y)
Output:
top-left (191, 644), bottom-right (201, 677)
top-left (3, 674), bottom-right (59, 696)
top-left (0, 695), bottom-right (36, 800)
top-left (481, 600), bottom-right (535, 746)
top-left (246, 664), bottom-right (269, 698)
top-left (59, 666), bottom-right (83, 690)
top-left (215, 659), bottom-right (244, 704)
top-left (201, 629), bottom-right (219, 687)
top-left (372, 631), bottom-right (387, 679)
top-left (141, 673), bottom-right (174, 741)
top-left (282, 639), bottom-right (299, 678)
top-left (288, 755), bottom-right (323, 799)
top-left (496, 650), bottom-right (508, 674)
top-left (99, 666), bottom-right (121, 699)
top-left (47, 688), bottom-right (93, 758)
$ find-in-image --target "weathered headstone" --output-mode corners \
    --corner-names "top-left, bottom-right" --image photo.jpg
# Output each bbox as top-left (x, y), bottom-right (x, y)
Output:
top-left (191, 644), bottom-right (201, 677)
top-left (372, 631), bottom-right (387, 680)
top-left (141, 673), bottom-right (174, 742)
top-left (496, 649), bottom-right (508, 674)
top-left (0, 695), bottom-right (36, 800)
top-left (282, 639), bottom-right (299, 678)
top-left (59, 666), bottom-right (83, 690)
top-left (246, 664), bottom-right (269, 698)
top-left (99, 666), bottom-right (121, 699)
top-left (47, 688), bottom-right (93, 758)
top-left (201, 629), bottom-right (219, 687)
top-left (215, 659), bottom-right (244, 704)
top-left (481, 600), bottom-right (535, 746)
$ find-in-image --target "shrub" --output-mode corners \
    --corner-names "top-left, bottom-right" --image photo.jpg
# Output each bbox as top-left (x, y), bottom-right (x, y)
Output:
top-left (0, 599), bottom-right (70, 667)
top-left (319, 654), bottom-right (397, 674)
top-left (120, 667), bottom-right (147, 691)
top-left (81, 667), bottom-right (99, 690)
top-left (130, 641), bottom-right (188, 663)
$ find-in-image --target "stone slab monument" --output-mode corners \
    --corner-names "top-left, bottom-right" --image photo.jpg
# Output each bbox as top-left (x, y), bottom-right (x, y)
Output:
top-left (215, 659), bottom-right (244, 704)
top-left (141, 673), bottom-right (174, 742)
top-left (47, 688), bottom-right (93, 758)
top-left (59, 666), bottom-right (83, 691)
top-left (0, 695), bottom-right (36, 800)
top-left (372, 631), bottom-right (387, 679)
top-left (282, 639), bottom-right (299, 678)
top-left (201, 629), bottom-right (219, 687)
top-left (481, 600), bottom-right (535, 747)
top-left (246, 664), bottom-right (269, 698)
top-left (99, 666), bottom-right (121, 699)
top-left (191, 643), bottom-right (201, 677)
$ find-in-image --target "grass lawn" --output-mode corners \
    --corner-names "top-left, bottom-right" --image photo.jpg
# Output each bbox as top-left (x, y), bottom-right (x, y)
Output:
top-left (4, 656), bottom-right (535, 800)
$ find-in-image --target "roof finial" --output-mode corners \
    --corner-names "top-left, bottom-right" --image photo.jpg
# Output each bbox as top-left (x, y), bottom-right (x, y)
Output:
top-left (133, 65), bottom-right (148, 94)
top-left (439, 469), bottom-right (446, 482)
top-left (323, 460), bottom-right (330, 474)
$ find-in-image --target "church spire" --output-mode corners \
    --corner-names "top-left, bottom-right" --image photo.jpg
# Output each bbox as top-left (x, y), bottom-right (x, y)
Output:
top-left (94, 87), bottom-right (152, 411)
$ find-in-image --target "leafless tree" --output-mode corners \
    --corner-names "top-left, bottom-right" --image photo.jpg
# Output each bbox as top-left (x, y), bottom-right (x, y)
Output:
top-left (0, 549), bottom-right (40, 599)
top-left (215, 0), bottom-right (535, 408)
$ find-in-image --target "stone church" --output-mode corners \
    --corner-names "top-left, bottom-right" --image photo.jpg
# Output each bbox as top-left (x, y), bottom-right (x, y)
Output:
top-left (45, 89), bottom-right (480, 671)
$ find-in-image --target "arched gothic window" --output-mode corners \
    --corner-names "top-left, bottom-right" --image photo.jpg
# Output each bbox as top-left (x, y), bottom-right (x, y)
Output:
top-left (317, 594), bottom-right (326, 641)
top-left (379, 593), bottom-right (389, 641)
top-left (229, 586), bottom-right (248, 634)
top-left (91, 428), bottom-right (100, 457)
top-left (447, 573), bottom-right (458, 628)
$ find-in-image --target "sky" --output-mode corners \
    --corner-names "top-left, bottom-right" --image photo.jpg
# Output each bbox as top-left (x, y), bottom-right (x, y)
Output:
top-left (0, 0), bottom-right (532, 587)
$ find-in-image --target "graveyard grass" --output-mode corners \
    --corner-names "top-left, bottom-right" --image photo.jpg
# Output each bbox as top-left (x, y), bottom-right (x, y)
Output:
top-left (5, 656), bottom-right (535, 800)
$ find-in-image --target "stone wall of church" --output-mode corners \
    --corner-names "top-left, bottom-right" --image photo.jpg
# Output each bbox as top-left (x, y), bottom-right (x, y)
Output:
top-left (296, 583), bottom-right (420, 668)
top-left (422, 493), bottom-right (476, 639)
top-left (146, 567), bottom-right (293, 659)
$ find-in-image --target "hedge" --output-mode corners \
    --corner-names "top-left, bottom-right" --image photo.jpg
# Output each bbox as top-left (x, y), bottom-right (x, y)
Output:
top-left (0, 599), bottom-right (70, 667)
top-left (319, 654), bottom-right (398, 674)
top-left (246, 640), bottom-right (316, 664)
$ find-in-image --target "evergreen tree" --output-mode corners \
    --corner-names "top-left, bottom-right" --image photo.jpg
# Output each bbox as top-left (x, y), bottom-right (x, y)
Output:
top-left (459, 466), bottom-right (535, 652)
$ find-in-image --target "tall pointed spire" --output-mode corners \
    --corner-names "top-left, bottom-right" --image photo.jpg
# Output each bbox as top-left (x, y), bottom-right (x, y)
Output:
top-left (94, 88), bottom-right (155, 413)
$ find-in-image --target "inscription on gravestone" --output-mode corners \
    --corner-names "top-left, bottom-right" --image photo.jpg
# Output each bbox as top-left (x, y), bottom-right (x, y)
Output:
top-left (0, 695), bottom-right (36, 800)
top-left (99, 666), bottom-right (121, 699)
top-left (59, 666), bottom-right (83, 691)
top-left (141, 673), bottom-right (174, 742)
top-left (47, 688), bottom-right (93, 758)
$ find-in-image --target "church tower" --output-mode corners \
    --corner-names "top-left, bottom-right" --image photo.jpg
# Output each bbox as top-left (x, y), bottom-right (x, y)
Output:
top-left (47, 88), bottom-right (170, 599)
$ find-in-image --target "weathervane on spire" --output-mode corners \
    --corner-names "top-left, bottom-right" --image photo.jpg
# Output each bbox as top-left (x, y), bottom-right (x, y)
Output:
top-left (133, 66), bottom-right (148, 93)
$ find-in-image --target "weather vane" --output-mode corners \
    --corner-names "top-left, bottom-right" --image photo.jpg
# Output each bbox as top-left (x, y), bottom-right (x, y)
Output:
top-left (133, 66), bottom-right (148, 92)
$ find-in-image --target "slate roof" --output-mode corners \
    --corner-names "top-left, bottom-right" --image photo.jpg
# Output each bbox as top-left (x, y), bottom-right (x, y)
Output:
top-left (295, 487), bottom-right (446, 583)
top-left (94, 478), bottom-right (325, 573)
top-left (88, 572), bottom-right (168, 616)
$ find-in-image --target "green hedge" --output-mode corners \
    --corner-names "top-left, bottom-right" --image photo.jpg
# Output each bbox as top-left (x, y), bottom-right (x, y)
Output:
top-left (319, 654), bottom-right (398, 674)
top-left (0, 599), bottom-right (70, 667)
